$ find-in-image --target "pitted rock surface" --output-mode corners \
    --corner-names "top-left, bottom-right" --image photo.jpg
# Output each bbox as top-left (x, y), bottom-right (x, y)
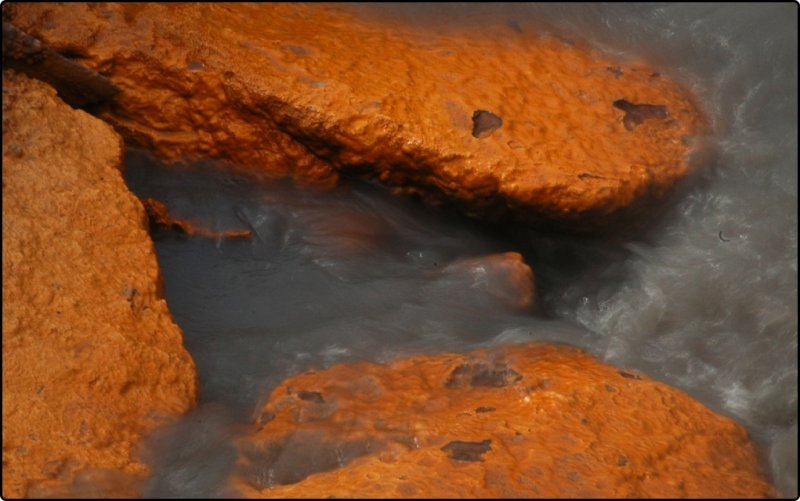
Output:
top-left (230, 343), bottom-right (773, 498)
top-left (7, 3), bottom-right (706, 232)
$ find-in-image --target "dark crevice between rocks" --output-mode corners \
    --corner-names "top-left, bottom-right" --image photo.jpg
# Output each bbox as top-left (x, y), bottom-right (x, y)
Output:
top-left (2, 21), bottom-right (119, 111)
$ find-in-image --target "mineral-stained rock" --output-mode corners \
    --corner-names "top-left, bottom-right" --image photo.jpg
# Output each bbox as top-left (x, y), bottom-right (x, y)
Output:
top-left (229, 343), bottom-right (774, 498)
top-left (2, 70), bottom-right (198, 498)
top-left (441, 252), bottom-right (537, 311)
top-left (6, 3), bottom-right (706, 232)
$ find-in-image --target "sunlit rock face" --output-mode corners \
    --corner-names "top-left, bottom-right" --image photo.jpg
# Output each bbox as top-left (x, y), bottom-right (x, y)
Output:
top-left (1, 71), bottom-right (198, 498)
top-left (229, 343), bottom-right (773, 498)
top-left (7, 3), bottom-right (705, 232)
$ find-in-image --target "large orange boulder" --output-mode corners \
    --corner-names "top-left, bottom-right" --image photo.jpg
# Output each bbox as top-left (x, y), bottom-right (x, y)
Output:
top-left (2, 70), bottom-right (198, 498)
top-left (229, 343), bottom-right (773, 498)
top-left (6, 3), bottom-right (705, 231)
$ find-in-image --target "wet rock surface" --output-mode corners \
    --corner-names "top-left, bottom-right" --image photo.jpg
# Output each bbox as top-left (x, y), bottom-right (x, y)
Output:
top-left (1, 70), bottom-right (198, 498)
top-left (143, 197), bottom-right (253, 240)
top-left (441, 252), bottom-right (537, 311)
top-left (230, 343), bottom-right (774, 498)
top-left (6, 3), bottom-right (706, 232)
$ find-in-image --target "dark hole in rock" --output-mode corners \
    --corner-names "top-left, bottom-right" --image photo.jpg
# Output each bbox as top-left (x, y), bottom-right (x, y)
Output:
top-left (471, 110), bottom-right (503, 138)
top-left (613, 99), bottom-right (669, 131)
top-left (475, 406), bottom-right (496, 413)
top-left (441, 439), bottom-right (492, 462)
top-left (445, 362), bottom-right (523, 388)
top-left (296, 390), bottom-right (325, 403)
top-left (618, 371), bottom-right (641, 380)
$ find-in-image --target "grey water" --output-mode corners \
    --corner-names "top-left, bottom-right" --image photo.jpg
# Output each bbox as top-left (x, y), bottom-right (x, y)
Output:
top-left (123, 3), bottom-right (796, 498)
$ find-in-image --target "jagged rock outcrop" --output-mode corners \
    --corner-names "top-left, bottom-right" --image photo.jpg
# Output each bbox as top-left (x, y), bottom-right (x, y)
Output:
top-left (6, 3), bottom-right (706, 232)
top-left (2, 70), bottom-right (198, 498)
top-left (230, 343), bottom-right (774, 498)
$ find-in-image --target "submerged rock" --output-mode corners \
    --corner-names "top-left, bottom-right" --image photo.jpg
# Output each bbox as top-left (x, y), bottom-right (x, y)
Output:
top-left (6, 3), bottom-right (706, 232)
top-left (230, 343), bottom-right (774, 498)
top-left (440, 252), bottom-right (537, 311)
top-left (1, 70), bottom-right (198, 498)
top-left (143, 197), bottom-right (253, 239)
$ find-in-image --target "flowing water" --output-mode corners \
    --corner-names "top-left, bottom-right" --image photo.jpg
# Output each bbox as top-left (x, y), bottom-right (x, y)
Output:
top-left (121, 3), bottom-right (796, 497)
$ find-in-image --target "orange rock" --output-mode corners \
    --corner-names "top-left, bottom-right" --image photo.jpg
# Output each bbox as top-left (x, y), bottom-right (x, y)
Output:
top-left (2, 71), bottom-right (198, 498)
top-left (7, 3), bottom-right (706, 231)
top-left (142, 197), bottom-right (253, 239)
top-left (229, 343), bottom-right (774, 498)
top-left (441, 252), bottom-right (537, 311)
